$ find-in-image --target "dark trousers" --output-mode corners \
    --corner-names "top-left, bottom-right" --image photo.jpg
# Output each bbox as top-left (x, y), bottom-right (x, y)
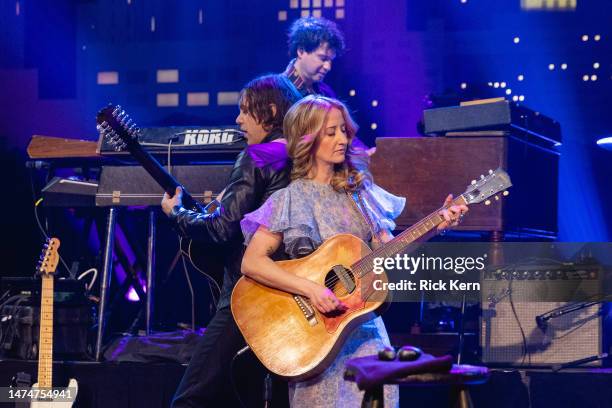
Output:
top-left (171, 306), bottom-right (287, 408)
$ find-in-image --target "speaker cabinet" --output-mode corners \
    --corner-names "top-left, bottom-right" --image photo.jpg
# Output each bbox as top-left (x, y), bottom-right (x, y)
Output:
top-left (481, 297), bottom-right (603, 366)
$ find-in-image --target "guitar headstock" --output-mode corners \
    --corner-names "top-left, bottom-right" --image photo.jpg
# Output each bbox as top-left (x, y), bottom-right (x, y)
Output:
top-left (462, 168), bottom-right (512, 205)
top-left (96, 104), bottom-right (140, 152)
top-left (36, 237), bottom-right (60, 276)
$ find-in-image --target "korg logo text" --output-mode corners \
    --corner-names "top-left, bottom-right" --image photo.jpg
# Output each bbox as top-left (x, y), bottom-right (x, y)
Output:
top-left (183, 129), bottom-right (235, 145)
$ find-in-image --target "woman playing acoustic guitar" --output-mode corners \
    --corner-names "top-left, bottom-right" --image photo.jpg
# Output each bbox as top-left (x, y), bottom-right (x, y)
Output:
top-left (240, 95), bottom-right (467, 407)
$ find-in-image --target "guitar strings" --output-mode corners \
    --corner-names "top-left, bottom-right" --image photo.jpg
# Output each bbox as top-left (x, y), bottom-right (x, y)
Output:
top-left (320, 203), bottom-right (455, 298)
top-left (318, 190), bottom-right (474, 298)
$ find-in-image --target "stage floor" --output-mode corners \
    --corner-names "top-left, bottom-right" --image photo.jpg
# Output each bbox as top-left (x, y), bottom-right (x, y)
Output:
top-left (0, 359), bottom-right (611, 407)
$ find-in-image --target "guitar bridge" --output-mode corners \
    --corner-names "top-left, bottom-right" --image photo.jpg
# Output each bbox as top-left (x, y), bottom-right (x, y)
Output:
top-left (293, 295), bottom-right (317, 326)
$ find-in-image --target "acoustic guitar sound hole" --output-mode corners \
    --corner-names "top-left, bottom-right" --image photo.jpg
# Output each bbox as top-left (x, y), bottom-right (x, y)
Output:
top-left (325, 266), bottom-right (356, 296)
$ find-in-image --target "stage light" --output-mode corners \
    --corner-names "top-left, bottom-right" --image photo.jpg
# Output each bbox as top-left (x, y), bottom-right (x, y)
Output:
top-left (513, 37), bottom-right (520, 44)
top-left (512, 95), bottom-right (519, 102)
top-left (487, 82), bottom-right (493, 86)
top-left (594, 34), bottom-right (601, 41)
top-left (187, 92), bottom-right (210, 106)
top-left (494, 82), bottom-right (500, 88)
top-left (301, 0), bottom-right (310, 7)
top-left (150, 16), bottom-right (156, 32)
top-left (561, 63), bottom-right (567, 70)
top-left (16, 1), bottom-right (20, 15)
top-left (97, 72), bottom-right (119, 85)
top-left (349, 89), bottom-right (356, 96)
top-left (371, 123), bottom-right (378, 130)
top-left (460, 83), bottom-right (467, 89)
top-left (506, 89), bottom-right (512, 95)
top-left (157, 93), bottom-right (179, 107)
top-left (301, 9), bottom-right (310, 17)
top-left (218, 92), bottom-right (240, 106)
top-left (591, 74), bottom-right (598, 81)
top-left (313, 0), bottom-right (322, 7)
top-left (460, 0), bottom-right (468, 3)
top-left (583, 74), bottom-right (589, 81)
top-left (198, 9), bottom-right (204, 24)
top-left (518, 95), bottom-right (525, 102)
top-left (290, 0), bottom-right (299, 8)
top-left (593, 62), bottom-right (600, 69)
top-left (596, 137), bottom-right (612, 151)
top-left (127, 287), bottom-right (140, 302)
top-left (312, 9), bottom-right (322, 17)
top-left (126, 285), bottom-right (147, 302)
top-left (157, 69), bottom-right (179, 83)
top-left (278, 10), bottom-right (287, 21)
top-left (371, 100), bottom-right (379, 107)
top-left (518, 74), bottom-right (524, 81)
top-left (548, 64), bottom-right (555, 70)
top-left (335, 8), bottom-right (345, 19)
top-left (582, 34), bottom-right (589, 42)
top-left (500, 82), bottom-right (507, 88)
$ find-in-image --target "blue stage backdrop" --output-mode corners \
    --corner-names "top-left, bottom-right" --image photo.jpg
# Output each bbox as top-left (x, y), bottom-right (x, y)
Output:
top-left (0, 0), bottom-right (611, 273)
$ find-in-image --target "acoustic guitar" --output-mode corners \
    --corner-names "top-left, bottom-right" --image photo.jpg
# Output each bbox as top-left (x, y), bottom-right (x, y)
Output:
top-left (30, 238), bottom-right (78, 407)
top-left (96, 104), bottom-right (229, 287)
top-left (231, 169), bottom-right (512, 380)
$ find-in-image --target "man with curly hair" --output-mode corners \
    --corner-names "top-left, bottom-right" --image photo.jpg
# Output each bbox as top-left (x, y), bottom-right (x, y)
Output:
top-left (283, 17), bottom-right (346, 98)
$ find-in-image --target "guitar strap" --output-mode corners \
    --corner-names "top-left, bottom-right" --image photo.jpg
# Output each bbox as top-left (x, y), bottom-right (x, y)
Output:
top-left (346, 189), bottom-right (384, 247)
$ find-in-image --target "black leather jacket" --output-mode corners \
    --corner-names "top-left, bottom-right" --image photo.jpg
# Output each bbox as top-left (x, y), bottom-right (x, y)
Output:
top-left (167, 130), bottom-right (290, 308)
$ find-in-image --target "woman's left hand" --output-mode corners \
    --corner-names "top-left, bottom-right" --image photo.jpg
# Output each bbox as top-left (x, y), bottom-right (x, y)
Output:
top-left (437, 194), bottom-right (469, 232)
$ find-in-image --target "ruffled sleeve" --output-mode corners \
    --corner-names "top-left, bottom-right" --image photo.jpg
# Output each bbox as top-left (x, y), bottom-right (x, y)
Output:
top-left (358, 182), bottom-right (406, 233)
top-left (240, 185), bottom-right (323, 257)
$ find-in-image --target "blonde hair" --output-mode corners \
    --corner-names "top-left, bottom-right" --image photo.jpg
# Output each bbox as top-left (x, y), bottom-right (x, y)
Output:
top-left (283, 95), bottom-right (371, 192)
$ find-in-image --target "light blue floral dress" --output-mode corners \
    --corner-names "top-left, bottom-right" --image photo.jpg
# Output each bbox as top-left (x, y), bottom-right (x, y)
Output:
top-left (241, 178), bottom-right (404, 408)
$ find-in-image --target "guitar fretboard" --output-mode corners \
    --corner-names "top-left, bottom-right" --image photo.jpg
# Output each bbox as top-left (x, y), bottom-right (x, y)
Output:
top-left (38, 275), bottom-right (54, 389)
top-left (352, 195), bottom-right (468, 279)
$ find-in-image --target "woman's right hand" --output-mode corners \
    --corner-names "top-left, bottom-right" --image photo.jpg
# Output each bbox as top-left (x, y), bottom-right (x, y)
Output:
top-left (304, 281), bottom-right (347, 314)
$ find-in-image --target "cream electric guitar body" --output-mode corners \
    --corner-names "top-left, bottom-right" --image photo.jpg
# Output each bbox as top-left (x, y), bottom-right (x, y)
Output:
top-left (232, 169), bottom-right (512, 381)
top-left (30, 238), bottom-right (78, 408)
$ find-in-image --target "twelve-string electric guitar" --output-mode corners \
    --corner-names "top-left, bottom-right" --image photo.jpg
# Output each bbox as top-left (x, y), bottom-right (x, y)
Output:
top-left (231, 169), bottom-right (512, 381)
top-left (96, 104), bottom-right (227, 287)
top-left (30, 238), bottom-right (78, 408)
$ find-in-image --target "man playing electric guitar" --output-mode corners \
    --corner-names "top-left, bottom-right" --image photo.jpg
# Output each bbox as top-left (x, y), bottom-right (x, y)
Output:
top-left (161, 74), bottom-right (301, 407)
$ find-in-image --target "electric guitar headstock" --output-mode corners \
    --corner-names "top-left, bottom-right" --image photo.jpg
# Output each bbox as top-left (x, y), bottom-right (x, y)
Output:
top-left (96, 104), bottom-right (139, 152)
top-left (36, 237), bottom-right (60, 277)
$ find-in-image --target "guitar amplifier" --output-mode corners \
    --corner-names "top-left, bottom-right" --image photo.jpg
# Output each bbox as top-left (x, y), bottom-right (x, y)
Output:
top-left (0, 277), bottom-right (92, 360)
top-left (0, 304), bottom-right (92, 360)
top-left (480, 271), bottom-right (609, 366)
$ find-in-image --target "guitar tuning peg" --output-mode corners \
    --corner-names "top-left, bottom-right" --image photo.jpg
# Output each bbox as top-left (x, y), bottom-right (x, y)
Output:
top-left (485, 200), bottom-right (491, 206)
top-left (471, 180), bottom-right (477, 185)
top-left (495, 195), bottom-right (500, 201)
top-left (488, 169), bottom-right (493, 174)
top-left (480, 174), bottom-right (485, 179)
top-left (503, 191), bottom-right (509, 196)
